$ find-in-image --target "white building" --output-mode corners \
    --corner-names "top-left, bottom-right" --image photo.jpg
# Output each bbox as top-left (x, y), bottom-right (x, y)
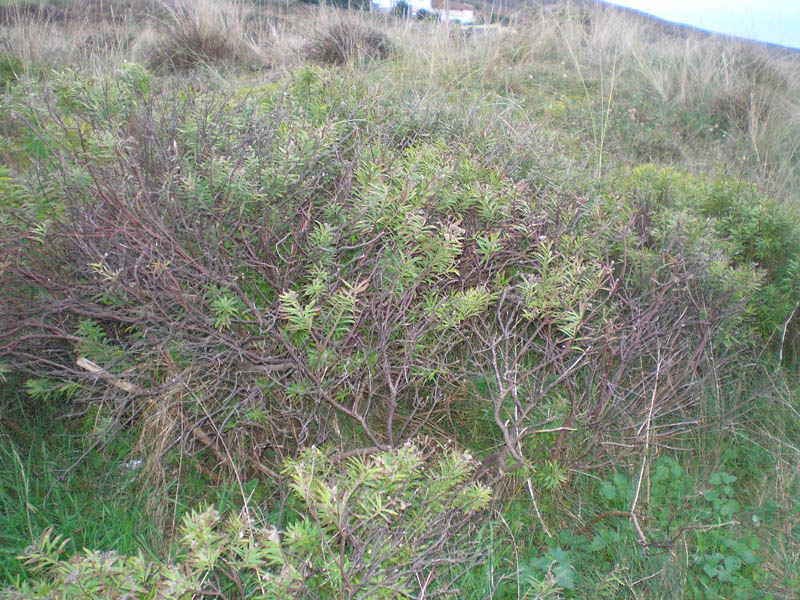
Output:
top-left (432, 0), bottom-right (476, 23)
top-left (371, 0), bottom-right (477, 24)
top-left (371, 0), bottom-right (432, 14)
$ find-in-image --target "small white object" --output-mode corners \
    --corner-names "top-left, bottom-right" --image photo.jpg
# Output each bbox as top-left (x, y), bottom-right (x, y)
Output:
top-left (124, 458), bottom-right (143, 470)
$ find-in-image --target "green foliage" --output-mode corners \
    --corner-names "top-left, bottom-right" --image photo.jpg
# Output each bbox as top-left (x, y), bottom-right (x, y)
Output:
top-left (208, 288), bottom-right (245, 332)
top-left (75, 320), bottom-right (124, 368)
top-left (519, 238), bottom-right (606, 339)
top-left (4, 446), bottom-right (490, 599)
top-left (520, 547), bottom-right (576, 596)
top-left (621, 165), bottom-right (800, 347)
top-left (0, 61), bottom-right (774, 490)
top-left (687, 471), bottom-right (762, 599)
top-left (532, 459), bottom-right (570, 491)
top-left (0, 404), bottom-right (158, 586)
top-left (279, 289), bottom-right (318, 334)
top-left (415, 8), bottom-right (438, 21)
top-left (546, 454), bottom-right (767, 599)
top-left (0, 52), bottom-right (22, 89)
top-left (23, 378), bottom-right (81, 403)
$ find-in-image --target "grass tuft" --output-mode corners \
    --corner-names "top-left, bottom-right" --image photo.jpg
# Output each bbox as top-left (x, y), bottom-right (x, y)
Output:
top-left (138, 0), bottom-right (263, 72)
top-left (307, 14), bottom-right (393, 66)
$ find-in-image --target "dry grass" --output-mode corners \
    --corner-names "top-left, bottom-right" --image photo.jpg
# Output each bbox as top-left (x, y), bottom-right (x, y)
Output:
top-left (306, 10), bottom-right (394, 65)
top-left (1, 0), bottom-right (798, 195)
top-left (136, 0), bottom-right (266, 72)
top-left (0, 8), bottom-right (131, 76)
top-left (432, 1), bottom-right (800, 198)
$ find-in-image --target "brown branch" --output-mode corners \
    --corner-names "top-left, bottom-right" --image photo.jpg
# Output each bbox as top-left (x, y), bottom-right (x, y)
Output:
top-left (576, 510), bottom-right (641, 536)
top-left (76, 357), bottom-right (143, 394)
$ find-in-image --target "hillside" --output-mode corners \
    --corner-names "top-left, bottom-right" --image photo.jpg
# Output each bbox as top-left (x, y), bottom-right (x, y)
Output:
top-left (1, 1), bottom-right (800, 598)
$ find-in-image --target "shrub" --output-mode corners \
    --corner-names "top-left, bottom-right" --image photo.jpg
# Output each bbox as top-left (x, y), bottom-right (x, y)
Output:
top-left (3, 445), bottom-right (490, 599)
top-left (307, 17), bottom-right (392, 65)
top-left (415, 8), bottom-right (439, 21)
top-left (0, 66), bottom-right (767, 488)
top-left (620, 165), bottom-right (800, 349)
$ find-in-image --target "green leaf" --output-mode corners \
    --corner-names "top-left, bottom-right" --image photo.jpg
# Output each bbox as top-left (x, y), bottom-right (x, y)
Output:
top-left (588, 534), bottom-right (608, 552)
top-left (599, 480), bottom-right (617, 501)
top-left (739, 549), bottom-right (757, 565)
top-left (719, 499), bottom-right (740, 517)
top-left (724, 555), bottom-right (742, 574)
top-left (279, 290), bottom-right (318, 333)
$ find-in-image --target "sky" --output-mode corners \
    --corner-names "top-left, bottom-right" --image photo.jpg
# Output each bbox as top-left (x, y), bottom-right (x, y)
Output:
top-left (600, 0), bottom-right (800, 50)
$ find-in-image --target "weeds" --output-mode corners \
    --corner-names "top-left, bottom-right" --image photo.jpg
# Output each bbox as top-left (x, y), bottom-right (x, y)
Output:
top-left (0, 396), bottom-right (159, 584)
top-left (4, 446), bottom-right (490, 598)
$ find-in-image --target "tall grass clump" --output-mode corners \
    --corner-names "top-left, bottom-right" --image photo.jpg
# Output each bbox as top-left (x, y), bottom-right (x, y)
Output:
top-left (307, 11), bottom-right (393, 65)
top-left (138, 0), bottom-right (263, 72)
top-left (0, 2), bottom-right (139, 76)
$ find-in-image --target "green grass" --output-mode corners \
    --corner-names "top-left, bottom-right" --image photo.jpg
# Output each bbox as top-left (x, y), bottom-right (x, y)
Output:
top-left (0, 382), bottom-right (161, 584)
top-left (452, 391), bottom-right (800, 599)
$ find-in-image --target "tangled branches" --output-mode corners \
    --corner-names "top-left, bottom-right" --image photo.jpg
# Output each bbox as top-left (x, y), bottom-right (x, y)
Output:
top-left (0, 66), bottom-right (756, 484)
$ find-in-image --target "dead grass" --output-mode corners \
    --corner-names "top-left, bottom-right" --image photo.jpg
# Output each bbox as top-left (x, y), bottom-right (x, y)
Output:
top-left (0, 1), bottom-right (140, 76)
top-left (307, 11), bottom-right (394, 66)
top-left (137, 0), bottom-right (266, 72)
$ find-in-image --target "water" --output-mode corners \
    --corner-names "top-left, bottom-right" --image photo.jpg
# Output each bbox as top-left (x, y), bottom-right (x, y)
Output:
top-left (600, 0), bottom-right (800, 50)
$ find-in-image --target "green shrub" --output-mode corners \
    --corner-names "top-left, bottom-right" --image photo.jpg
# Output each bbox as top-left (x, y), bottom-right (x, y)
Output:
top-left (3, 445), bottom-right (490, 599)
top-left (0, 52), bottom-right (22, 88)
top-left (561, 456), bottom-right (765, 599)
top-left (0, 67), bottom-right (767, 486)
top-left (415, 8), bottom-right (438, 21)
top-left (620, 165), bottom-right (800, 348)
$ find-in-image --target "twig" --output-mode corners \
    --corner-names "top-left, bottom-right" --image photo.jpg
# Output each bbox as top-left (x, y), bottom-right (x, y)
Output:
top-left (630, 352), bottom-right (661, 552)
top-left (577, 510), bottom-right (641, 536)
top-left (778, 303), bottom-right (797, 364)
top-left (526, 478), bottom-right (552, 538)
top-left (76, 356), bottom-right (143, 394)
top-left (330, 446), bottom-right (382, 462)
